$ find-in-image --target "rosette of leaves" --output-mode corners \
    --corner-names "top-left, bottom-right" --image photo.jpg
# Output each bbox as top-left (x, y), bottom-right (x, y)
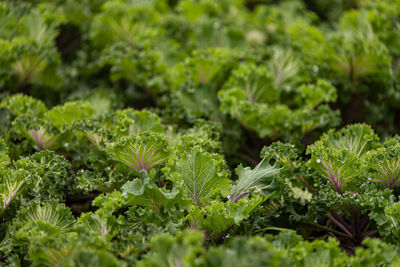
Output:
top-left (14, 201), bottom-right (74, 235)
top-left (328, 11), bottom-right (392, 90)
top-left (0, 6), bottom-right (63, 92)
top-left (165, 47), bottom-right (240, 122)
top-left (179, 151), bottom-right (280, 240)
top-left (2, 95), bottom-right (95, 155)
top-left (305, 124), bottom-right (392, 250)
top-left (90, 2), bottom-right (169, 102)
top-left (6, 201), bottom-right (75, 264)
top-left (219, 59), bottom-right (339, 141)
top-left (12, 115), bottom-right (60, 152)
top-left (307, 124), bottom-right (379, 194)
top-left (361, 0), bottom-right (400, 58)
top-left (0, 94), bottom-right (47, 118)
top-left (106, 131), bottom-right (170, 173)
top-left (72, 109), bottom-right (166, 193)
top-left (326, 11), bottom-right (394, 134)
top-left (367, 137), bottom-right (400, 190)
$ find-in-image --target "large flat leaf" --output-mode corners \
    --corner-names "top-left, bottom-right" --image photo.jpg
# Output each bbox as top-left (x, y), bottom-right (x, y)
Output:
top-left (122, 177), bottom-right (189, 211)
top-left (230, 157), bottom-right (280, 202)
top-left (187, 195), bottom-right (266, 240)
top-left (176, 150), bottom-right (231, 206)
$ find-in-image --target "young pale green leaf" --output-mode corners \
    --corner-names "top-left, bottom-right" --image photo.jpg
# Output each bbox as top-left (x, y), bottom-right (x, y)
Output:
top-left (137, 230), bottom-right (204, 267)
top-left (47, 101), bottom-right (95, 130)
top-left (307, 124), bottom-right (379, 193)
top-left (230, 157), bottom-right (280, 202)
top-left (368, 138), bottom-right (400, 189)
top-left (0, 93), bottom-right (47, 117)
top-left (176, 150), bottom-right (231, 206)
top-left (188, 194), bottom-right (266, 240)
top-left (319, 123), bottom-right (379, 157)
top-left (114, 109), bottom-right (164, 137)
top-left (122, 176), bottom-right (190, 211)
top-left (0, 175), bottom-right (24, 220)
top-left (18, 202), bottom-right (74, 231)
top-left (106, 132), bottom-right (169, 171)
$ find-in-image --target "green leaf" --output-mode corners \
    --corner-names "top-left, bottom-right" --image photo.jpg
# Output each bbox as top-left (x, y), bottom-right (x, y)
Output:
top-left (122, 175), bottom-right (190, 211)
top-left (137, 230), bottom-right (205, 267)
top-left (307, 124), bottom-right (379, 193)
top-left (0, 175), bottom-right (24, 220)
top-left (114, 109), bottom-right (164, 137)
top-left (319, 124), bottom-right (379, 157)
top-left (0, 94), bottom-right (47, 117)
top-left (176, 150), bottom-right (231, 206)
top-left (230, 157), bottom-right (280, 202)
top-left (47, 101), bottom-right (95, 130)
top-left (16, 201), bottom-right (74, 231)
top-left (188, 194), bottom-right (267, 240)
top-left (0, 137), bottom-right (10, 171)
top-left (106, 132), bottom-right (169, 171)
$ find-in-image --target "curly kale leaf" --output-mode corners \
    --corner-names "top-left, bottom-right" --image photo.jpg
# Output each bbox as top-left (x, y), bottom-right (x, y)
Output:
top-left (106, 132), bottom-right (169, 172)
top-left (307, 124), bottom-right (379, 193)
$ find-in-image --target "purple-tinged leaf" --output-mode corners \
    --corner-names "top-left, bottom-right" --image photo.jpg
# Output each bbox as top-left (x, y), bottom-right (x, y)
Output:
top-left (374, 158), bottom-right (400, 190)
top-left (106, 133), bottom-right (169, 171)
top-left (29, 128), bottom-right (57, 150)
top-left (176, 150), bottom-right (231, 206)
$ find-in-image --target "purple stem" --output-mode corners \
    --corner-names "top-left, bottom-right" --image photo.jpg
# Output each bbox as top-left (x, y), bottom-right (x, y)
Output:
top-left (331, 210), bottom-right (353, 231)
top-left (326, 213), bottom-right (353, 237)
top-left (231, 190), bottom-right (249, 202)
top-left (146, 159), bottom-right (163, 169)
top-left (144, 150), bottom-right (156, 169)
top-left (0, 191), bottom-right (17, 221)
top-left (322, 160), bottom-right (343, 194)
top-left (193, 176), bottom-right (197, 205)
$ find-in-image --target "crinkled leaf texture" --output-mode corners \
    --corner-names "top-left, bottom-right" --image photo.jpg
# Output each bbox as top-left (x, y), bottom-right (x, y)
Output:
top-left (176, 150), bottom-right (231, 206)
top-left (368, 138), bottom-right (400, 189)
top-left (114, 109), bottom-right (164, 136)
top-left (46, 101), bottom-right (95, 129)
top-left (137, 230), bottom-right (204, 267)
top-left (0, 94), bottom-right (47, 117)
top-left (34, 246), bottom-right (126, 267)
top-left (319, 123), bottom-right (379, 156)
top-left (307, 124), bottom-right (379, 193)
top-left (188, 194), bottom-right (267, 240)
